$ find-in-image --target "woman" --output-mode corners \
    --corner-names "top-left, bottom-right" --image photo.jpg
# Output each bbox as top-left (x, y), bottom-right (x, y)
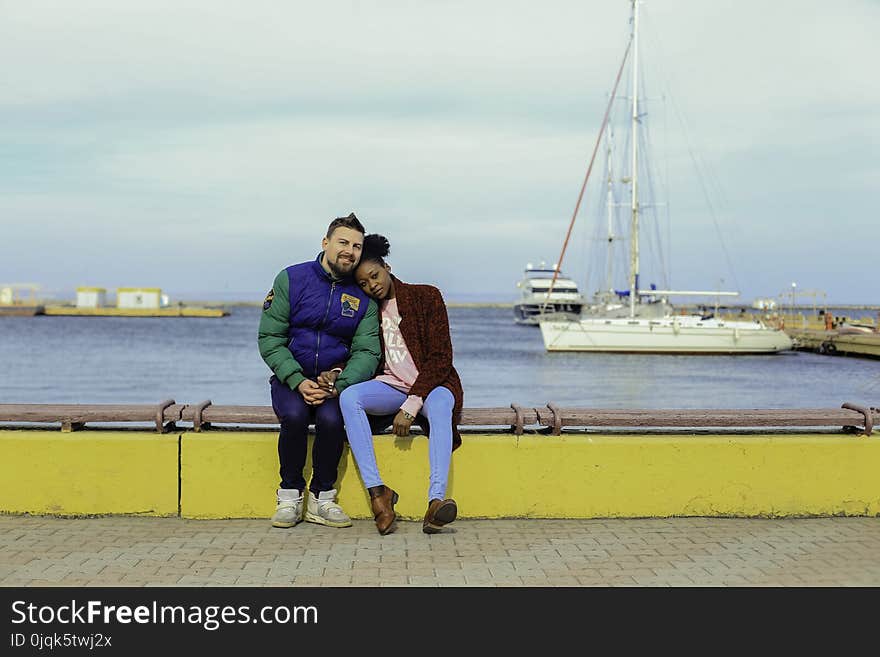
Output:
top-left (335, 234), bottom-right (464, 535)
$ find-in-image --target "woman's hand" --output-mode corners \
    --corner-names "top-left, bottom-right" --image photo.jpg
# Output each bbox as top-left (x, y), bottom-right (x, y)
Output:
top-left (392, 409), bottom-right (414, 437)
top-left (317, 369), bottom-right (340, 393)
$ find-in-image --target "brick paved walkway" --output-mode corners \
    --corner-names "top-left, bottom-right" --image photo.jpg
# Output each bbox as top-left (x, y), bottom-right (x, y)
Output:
top-left (2, 515), bottom-right (879, 586)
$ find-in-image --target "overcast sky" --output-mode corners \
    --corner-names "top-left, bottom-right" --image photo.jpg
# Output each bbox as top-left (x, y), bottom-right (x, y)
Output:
top-left (2, 0), bottom-right (877, 304)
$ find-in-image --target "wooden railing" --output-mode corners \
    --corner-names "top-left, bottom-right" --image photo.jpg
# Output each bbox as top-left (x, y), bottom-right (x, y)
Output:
top-left (0, 401), bottom-right (875, 435)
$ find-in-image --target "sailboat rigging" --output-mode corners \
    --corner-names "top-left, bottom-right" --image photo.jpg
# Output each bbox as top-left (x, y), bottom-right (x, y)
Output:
top-left (538, 0), bottom-right (792, 354)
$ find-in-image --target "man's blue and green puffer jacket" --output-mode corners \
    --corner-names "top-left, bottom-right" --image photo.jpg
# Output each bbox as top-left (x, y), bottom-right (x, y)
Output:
top-left (258, 255), bottom-right (380, 393)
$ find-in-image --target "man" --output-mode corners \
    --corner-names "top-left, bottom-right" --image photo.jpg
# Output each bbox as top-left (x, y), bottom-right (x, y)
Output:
top-left (258, 213), bottom-right (380, 529)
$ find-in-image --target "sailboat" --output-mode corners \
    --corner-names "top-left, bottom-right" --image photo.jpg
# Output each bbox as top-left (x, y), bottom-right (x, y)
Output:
top-left (539, 0), bottom-right (792, 354)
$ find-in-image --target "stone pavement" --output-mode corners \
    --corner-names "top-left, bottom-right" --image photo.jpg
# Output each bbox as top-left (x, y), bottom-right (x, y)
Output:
top-left (1, 515), bottom-right (879, 587)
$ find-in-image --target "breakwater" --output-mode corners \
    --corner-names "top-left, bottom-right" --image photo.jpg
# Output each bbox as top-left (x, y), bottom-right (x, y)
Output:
top-left (2, 401), bottom-right (877, 520)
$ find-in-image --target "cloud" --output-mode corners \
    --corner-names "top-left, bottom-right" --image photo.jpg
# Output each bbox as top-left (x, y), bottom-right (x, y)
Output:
top-left (1, 0), bottom-right (878, 304)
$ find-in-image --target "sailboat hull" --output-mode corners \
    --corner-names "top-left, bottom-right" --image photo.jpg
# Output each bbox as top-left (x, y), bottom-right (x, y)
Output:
top-left (539, 316), bottom-right (793, 354)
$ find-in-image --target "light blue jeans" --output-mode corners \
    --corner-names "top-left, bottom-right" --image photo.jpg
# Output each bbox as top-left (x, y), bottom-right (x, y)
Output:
top-left (339, 380), bottom-right (454, 501)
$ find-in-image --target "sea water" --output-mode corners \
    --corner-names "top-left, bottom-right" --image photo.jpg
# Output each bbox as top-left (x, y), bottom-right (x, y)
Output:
top-left (0, 306), bottom-right (876, 409)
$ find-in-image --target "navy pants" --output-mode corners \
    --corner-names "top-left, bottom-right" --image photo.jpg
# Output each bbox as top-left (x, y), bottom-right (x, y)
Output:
top-left (270, 376), bottom-right (345, 494)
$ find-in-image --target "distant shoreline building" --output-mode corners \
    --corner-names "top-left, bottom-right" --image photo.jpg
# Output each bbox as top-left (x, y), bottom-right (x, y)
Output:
top-left (116, 287), bottom-right (168, 309)
top-left (76, 287), bottom-right (107, 308)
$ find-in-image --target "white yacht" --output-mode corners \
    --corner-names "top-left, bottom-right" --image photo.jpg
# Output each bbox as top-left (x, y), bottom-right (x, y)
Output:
top-left (538, 0), bottom-right (792, 354)
top-left (541, 311), bottom-right (793, 353)
top-left (514, 263), bottom-right (585, 325)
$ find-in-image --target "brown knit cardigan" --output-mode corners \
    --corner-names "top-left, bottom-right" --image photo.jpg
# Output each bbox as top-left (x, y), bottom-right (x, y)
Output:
top-left (373, 276), bottom-right (464, 451)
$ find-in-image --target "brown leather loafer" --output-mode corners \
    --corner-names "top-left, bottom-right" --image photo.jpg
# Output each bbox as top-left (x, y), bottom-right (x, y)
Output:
top-left (423, 498), bottom-right (457, 534)
top-left (369, 486), bottom-right (399, 536)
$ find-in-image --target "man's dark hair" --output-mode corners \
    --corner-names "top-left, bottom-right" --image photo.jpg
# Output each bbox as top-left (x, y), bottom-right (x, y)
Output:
top-left (326, 212), bottom-right (366, 239)
top-left (361, 234), bottom-right (391, 265)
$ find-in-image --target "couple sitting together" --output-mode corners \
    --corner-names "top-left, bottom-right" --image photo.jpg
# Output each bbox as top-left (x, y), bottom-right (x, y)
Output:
top-left (257, 213), bottom-right (463, 535)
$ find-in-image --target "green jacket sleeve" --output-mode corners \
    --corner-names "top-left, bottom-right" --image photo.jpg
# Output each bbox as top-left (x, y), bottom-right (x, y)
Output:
top-left (257, 270), bottom-right (306, 391)
top-left (335, 298), bottom-right (381, 393)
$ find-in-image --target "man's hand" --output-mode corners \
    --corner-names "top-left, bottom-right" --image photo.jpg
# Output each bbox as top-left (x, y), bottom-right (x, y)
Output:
top-left (297, 379), bottom-right (331, 406)
top-left (392, 409), bottom-right (414, 437)
top-left (317, 369), bottom-right (340, 393)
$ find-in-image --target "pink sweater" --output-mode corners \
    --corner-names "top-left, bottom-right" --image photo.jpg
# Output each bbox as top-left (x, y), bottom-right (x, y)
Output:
top-left (374, 298), bottom-right (423, 417)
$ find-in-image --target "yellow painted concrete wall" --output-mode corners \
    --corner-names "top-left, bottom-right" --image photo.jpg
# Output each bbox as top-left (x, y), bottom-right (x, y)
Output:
top-left (2, 429), bottom-right (879, 519)
top-left (179, 431), bottom-right (880, 519)
top-left (0, 431), bottom-right (179, 516)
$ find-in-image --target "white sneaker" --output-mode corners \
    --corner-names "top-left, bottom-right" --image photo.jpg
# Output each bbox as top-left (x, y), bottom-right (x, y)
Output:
top-left (271, 488), bottom-right (304, 528)
top-left (305, 488), bottom-right (352, 528)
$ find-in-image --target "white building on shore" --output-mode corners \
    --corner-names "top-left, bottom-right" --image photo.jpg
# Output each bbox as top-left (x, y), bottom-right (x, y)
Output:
top-left (76, 287), bottom-right (107, 308)
top-left (116, 287), bottom-right (163, 309)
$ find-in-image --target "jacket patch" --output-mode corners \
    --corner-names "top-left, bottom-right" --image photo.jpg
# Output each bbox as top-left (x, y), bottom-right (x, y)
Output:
top-left (263, 289), bottom-right (275, 311)
top-left (340, 293), bottom-right (360, 317)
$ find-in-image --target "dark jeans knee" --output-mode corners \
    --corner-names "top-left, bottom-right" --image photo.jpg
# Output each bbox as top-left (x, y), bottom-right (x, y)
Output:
top-left (315, 401), bottom-right (344, 435)
top-left (271, 376), bottom-right (310, 427)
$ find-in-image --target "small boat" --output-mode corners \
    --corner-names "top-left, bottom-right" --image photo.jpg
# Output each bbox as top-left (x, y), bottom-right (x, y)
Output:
top-left (513, 263), bottom-right (586, 325)
top-left (837, 323), bottom-right (875, 335)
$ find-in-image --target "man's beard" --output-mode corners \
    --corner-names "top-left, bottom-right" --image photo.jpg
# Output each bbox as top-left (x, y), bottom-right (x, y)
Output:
top-left (327, 255), bottom-right (355, 278)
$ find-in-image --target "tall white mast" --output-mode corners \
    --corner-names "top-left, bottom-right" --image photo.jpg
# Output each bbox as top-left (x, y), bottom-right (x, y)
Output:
top-left (628, 0), bottom-right (640, 316)
top-left (604, 126), bottom-right (615, 293)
